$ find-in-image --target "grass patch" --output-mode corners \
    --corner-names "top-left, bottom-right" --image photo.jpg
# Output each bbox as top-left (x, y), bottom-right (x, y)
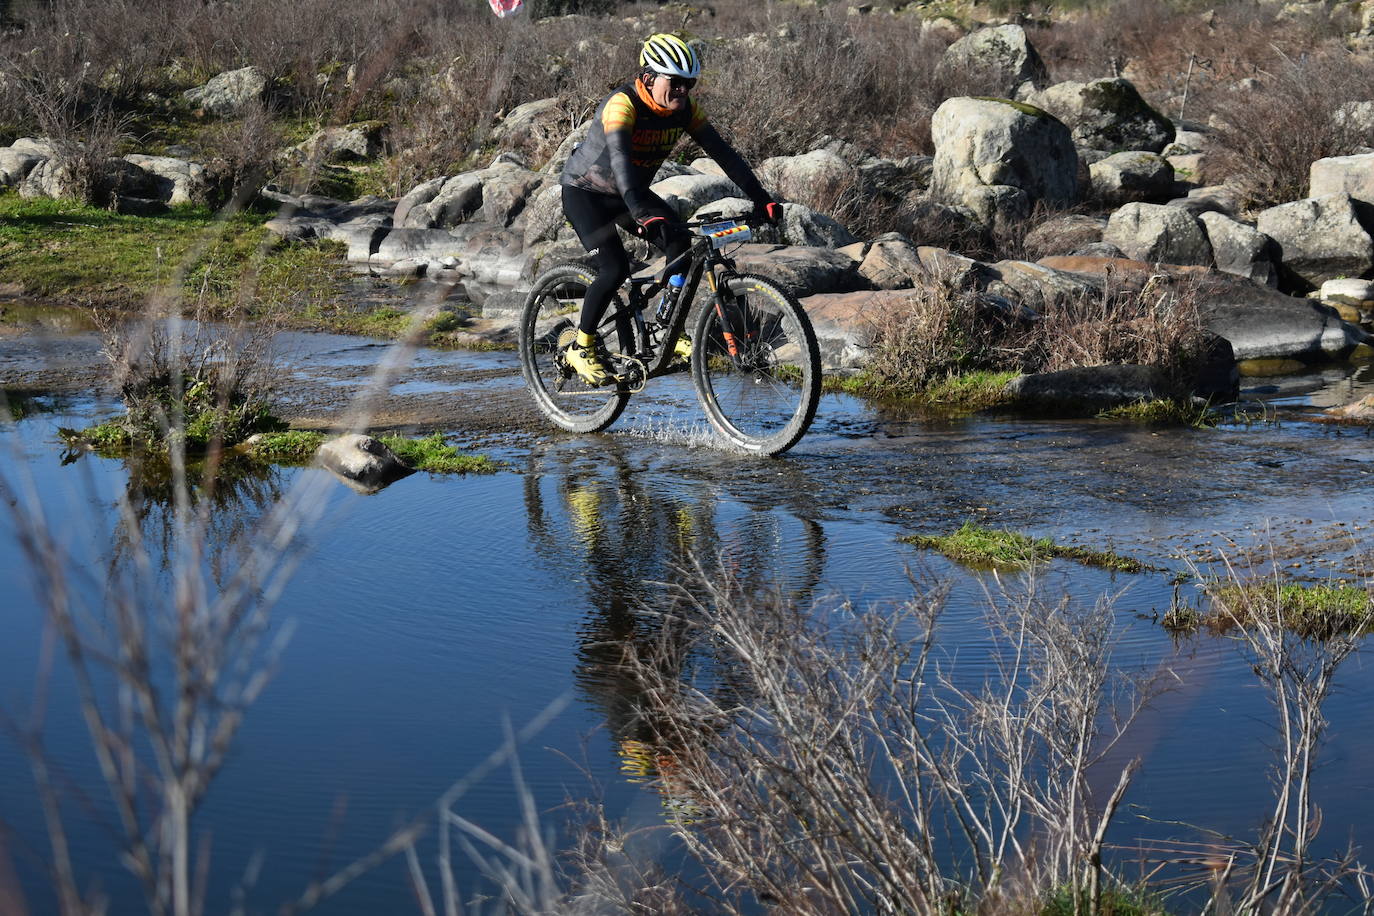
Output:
top-left (903, 521), bottom-right (1146, 572)
top-left (61, 420), bottom-right (133, 455)
top-left (377, 433), bottom-right (497, 475)
top-left (921, 370), bottom-right (1020, 411)
top-left (828, 369), bottom-right (1019, 412)
top-left (242, 429), bottom-right (327, 464)
top-left (1097, 398), bottom-right (1218, 427)
top-left (1204, 582), bottom-right (1374, 638)
top-left (0, 192), bottom-right (356, 315)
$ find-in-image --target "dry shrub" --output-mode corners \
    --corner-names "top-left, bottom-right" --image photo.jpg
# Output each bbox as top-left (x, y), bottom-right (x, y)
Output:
top-left (199, 99), bottom-right (286, 203)
top-left (863, 272), bottom-right (1023, 392)
top-left (865, 270), bottom-right (1211, 395)
top-left (700, 6), bottom-right (950, 160)
top-left (1202, 48), bottom-right (1374, 208)
top-left (1022, 273), bottom-right (1211, 383)
top-left (605, 566), bottom-right (1153, 914)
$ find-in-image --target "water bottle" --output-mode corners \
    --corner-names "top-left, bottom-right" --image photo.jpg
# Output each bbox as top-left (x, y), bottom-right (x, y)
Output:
top-left (655, 274), bottom-right (685, 322)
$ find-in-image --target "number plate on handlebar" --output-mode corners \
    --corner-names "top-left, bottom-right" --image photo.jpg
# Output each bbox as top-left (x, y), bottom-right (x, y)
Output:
top-left (700, 220), bottom-right (752, 249)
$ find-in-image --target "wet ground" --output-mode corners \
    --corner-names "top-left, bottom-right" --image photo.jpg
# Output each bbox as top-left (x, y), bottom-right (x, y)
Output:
top-left (3, 304), bottom-right (1374, 913)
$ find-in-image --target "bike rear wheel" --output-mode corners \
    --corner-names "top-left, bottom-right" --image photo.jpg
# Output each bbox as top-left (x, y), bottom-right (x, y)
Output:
top-left (690, 272), bottom-right (821, 456)
top-left (519, 264), bottom-right (630, 434)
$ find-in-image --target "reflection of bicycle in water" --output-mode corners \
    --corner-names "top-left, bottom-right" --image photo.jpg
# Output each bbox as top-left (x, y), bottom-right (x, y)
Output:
top-left (520, 447), bottom-right (826, 817)
top-left (518, 213), bottom-right (823, 457)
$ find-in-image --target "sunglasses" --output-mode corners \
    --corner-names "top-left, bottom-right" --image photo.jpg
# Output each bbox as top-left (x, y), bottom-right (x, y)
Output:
top-left (666, 76), bottom-right (696, 91)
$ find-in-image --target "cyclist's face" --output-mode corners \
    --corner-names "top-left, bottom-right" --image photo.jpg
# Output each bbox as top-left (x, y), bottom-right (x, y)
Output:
top-left (649, 73), bottom-right (692, 111)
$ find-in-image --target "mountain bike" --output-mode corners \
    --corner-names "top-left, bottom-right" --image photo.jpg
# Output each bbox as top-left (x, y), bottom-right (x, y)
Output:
top-left (518, 213), bottom-right (822, 457)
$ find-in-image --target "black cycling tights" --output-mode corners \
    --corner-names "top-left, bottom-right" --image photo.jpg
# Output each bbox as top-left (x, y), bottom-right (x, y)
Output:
top-left (561, 184), bottom-right (689, 336)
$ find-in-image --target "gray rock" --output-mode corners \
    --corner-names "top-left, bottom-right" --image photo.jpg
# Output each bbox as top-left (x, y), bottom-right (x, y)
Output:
top-left (479, 165), bottom-right (545, 228)
top-left (1320, 277), bottom-right (1374, 305)
top-left (1162, 128), bottom-right (1209, 156)
top-left (1255, 194), bottom-right (1374, 289)
top-left (410, 174), bottom-right (483, 229)
top-left (1007, 364), bottom-right (1175, 409)
top-left (801, 289), bottom-right (923, 369)
top-left (121, 154), bottom-right (208, 205)
top-left (393, 176), bottom-right (446, 227)
top-left (1102, 202), bottom-right (1212, 265)
top-left (543, 120), bottom-right (591, 176)
top-left (1334, 100), bottom-right (1374, 139)
top-left (757, 149), bottom-right (853, 203)
top-left (1198, 271), bottom-right (1372, 360)
top-left (10, 137), bottom-right (61, 158)
top-left (522, 183), bottom-right (567, 248)
top-left (316, 434), bottom-right (412, 492)
top-left (859, 236), bottom-right (925, 289)
top-left (1023, 214), bottom-right (1106, 259)
top-left (1025, 78), bottom-right (1175, 153)
top-left (492, 97), bottom-right (565, 164)
top-left (929, 96), bottom-right (1079, 230)
top-left (986, 259), bottom-right (1104, 311)
top-left (732, 244), bottom-right (864, 297)
top-left (371, 228), bottom-right (466, 266)
top-left (1072, 242), bottom-right (1127, 259)
top-left (938, 24), bottom-right (1049, 96)
top-left (294, 122), bottom-right (387, 164)
top-left (1199, 212), bottom-right (1276, 286)
top-left (183, 66), bottom-right (269, 118)
top-left (651, 173), bottom-right (743, 219)
top-left (1309, 152), bottom-right (1374, 205)
top-left (1090, 151), bottom-right (1174, 204)
top-left (0, 149), bottom-right (43, 188)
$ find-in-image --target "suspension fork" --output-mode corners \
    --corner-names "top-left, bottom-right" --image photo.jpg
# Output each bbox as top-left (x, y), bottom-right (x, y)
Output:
top-left (706, 266), bottom-right (752, 361)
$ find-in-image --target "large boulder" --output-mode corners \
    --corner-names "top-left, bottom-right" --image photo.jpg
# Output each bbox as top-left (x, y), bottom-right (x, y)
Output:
top-left (1089, 151), bottom-right (1175, 205)
top-left (492, 97), bottom-right (565, 164)
top-left (1102, 202), bottom-right (1212, 265)
top-left (293, 122), bottom-right (387, 164)
top-left (1309, 152), bottom-right (1374, 205)
top-left (1006, 365), bottom-right (1176, 409)
top-left (0, 148), bottom-right (43, 188)
top-left (732, 245), bottom-right (863, 297)
top-left (1198, 212), bottom-right (1276, 286)
top-left (757, 149), bottom-right (853, 204)
top-left (985, 259), bottom-right (1104, 311)
top-left (183, 66), bottom-right (269, 118)
top-left (859, 235), bottom-right (925, 289)
top-left (801, 289), bottom-right (921, 369)
top-left (1023, 214), bottom-right (1106, 259)
top-left (929, 96), bottom-right (1078, 230)
top-left (1025, 78), bottom-right (1175, 153)
top-left (522, 183), bottom-right (569, 248)
top-left (480, 164), bottom-right (545, 227)
top-left (121, 154), bottom-right (208, 206)
top-left (937, 25), bottom-right (1049, 96)
top-left (1255, 194), bottom-right (1374, 290)
top-left (651, 173), bottom-right (743, 219)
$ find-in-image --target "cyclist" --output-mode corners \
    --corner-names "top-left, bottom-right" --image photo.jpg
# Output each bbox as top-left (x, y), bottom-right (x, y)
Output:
top-left (559, 33), bottom-right (782, 386)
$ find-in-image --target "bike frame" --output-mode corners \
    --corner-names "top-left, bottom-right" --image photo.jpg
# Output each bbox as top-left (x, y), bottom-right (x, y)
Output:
top-left (600, 215), bottom-right (751, 381)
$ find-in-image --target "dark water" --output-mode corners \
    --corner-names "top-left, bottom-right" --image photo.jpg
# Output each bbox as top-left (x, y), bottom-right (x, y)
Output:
top-left (3, 343), bottom-right (1374, 913)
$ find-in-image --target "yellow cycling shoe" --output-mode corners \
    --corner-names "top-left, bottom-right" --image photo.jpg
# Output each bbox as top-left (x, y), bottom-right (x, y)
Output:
top-left (564, 332), bottom-right (617, 386)
top-left (671, 336), bottom-right (692, 365)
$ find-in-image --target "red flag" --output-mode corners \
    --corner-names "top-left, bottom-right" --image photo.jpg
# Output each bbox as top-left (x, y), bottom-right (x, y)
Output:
top-left (489, 0), bottom-right (524, 16)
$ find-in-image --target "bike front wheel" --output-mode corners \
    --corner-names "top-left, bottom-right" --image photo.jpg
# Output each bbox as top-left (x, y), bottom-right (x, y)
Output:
top-left (690, 273), bottom-right (821, 456)
top-left (518, 264), bottom-right (630, 434)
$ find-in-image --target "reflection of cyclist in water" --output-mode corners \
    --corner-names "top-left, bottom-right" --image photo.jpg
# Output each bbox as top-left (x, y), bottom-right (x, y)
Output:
top-left (559, 33), bottom-right (782, 386)
top-left (521, 447), bottom-right (826, 821)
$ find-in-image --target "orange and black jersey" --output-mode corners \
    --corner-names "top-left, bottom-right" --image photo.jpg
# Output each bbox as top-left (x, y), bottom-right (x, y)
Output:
top-left (560, 79), bottom-right (770, 222)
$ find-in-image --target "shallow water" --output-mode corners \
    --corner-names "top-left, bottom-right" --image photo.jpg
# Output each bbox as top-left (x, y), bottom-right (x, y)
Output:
top-left (2, 326), bottom-right (1374, 912)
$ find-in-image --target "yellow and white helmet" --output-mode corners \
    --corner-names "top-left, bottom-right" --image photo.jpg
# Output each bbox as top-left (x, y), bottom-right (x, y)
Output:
top-left (640, 33), bottom-right (701, 80)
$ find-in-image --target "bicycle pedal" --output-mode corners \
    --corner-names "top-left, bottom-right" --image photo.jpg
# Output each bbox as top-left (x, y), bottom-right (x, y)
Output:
top-left (608, 352), bottom-right (648, 394)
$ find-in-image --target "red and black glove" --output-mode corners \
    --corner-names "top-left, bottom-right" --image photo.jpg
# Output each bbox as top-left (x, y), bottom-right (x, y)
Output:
top-left (750, 201), bottom-right (782, 224)
top-left (636, 215), bottom-right (677, 249)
